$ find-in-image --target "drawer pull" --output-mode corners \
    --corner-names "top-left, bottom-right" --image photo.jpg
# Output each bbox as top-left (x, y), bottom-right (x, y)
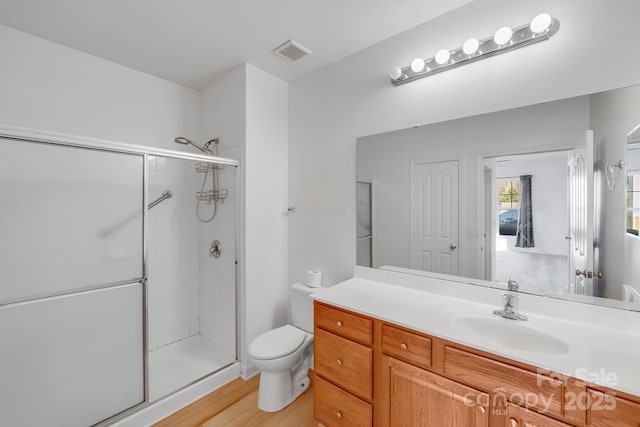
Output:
top-left (336, 321), bottom-right (343, 327)
top-left (336, 359), bottom-right (343, 366)
top-left (400, 342), bottom-right (408, 350)
top-left (336, 411), bottom-right (343, 418)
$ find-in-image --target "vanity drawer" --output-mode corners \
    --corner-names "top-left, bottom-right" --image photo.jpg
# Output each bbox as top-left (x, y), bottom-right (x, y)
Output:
top-left (588, 390), bottom-right (640, 426)
top-left (315, 303), bottom-right (372, 346)
top-left (315, 376), bottom-right (372, 427)
top-left (444, 346), bottom-right (564, 418)
top-left (315, 328), bottom-right (373, 400)
top-left (506, 402), bottom-right (573, 427)
top-left (382, 324), bottom-right (432, 369)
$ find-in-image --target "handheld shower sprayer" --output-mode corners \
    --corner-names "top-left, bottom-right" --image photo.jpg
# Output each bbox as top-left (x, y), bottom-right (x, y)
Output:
top-left (173, 135), bottom-right (227, 223)
top-left (174, 136), bottom-right (216, 155)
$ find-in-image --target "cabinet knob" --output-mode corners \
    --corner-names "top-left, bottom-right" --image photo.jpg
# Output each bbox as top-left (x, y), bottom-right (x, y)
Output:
top-left (336, 321), bottom-right (343, 327)
top-left (400, 343), bottom-right (408, 350)
top-left (509, 418), bottom-right (518, 427)
top-left (336, 411), bottom-right (342, 418)
top-left (336, 359), bottom-right (343, 366)
top-left (477, 405), bottom-right (486, 414)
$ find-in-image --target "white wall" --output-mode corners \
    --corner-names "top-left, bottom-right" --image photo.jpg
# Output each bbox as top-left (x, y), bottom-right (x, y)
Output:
top-left (244, 64), bottom-right (289, 373)
top-left (200, 64), bottom-right (288, 376)
top-left (357, 98), bottom-right (585, 277)
top-left (200, 65), bottom-right (246, 358)
top-left (289, 0), bottom-right (640, 287)
top-left (0, 24), bottom-right (200, 148)
top-left (496, 156), bottom-right (569, 257)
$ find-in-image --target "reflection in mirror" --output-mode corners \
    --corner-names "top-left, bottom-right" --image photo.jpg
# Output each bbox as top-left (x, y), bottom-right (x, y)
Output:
top-left (624, 127), bottom-right (640, 303)
top-left (357, 84), bottom-right (640, 310)
top-left (356, 181), bottom-right (373, 267)
top-left (487, 151), bottom-right (570, 296)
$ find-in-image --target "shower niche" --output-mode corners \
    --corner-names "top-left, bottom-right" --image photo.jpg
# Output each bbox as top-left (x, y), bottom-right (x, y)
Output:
top-left (0, 134), bottom-right (239, 426)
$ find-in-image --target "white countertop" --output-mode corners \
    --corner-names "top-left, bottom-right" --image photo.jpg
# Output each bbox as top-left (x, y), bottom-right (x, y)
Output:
top-left (311, 267), bottom-right (640, 398)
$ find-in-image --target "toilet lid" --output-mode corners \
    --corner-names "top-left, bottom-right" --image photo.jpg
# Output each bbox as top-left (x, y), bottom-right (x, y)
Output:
top-left (249, 325), bottom-right (307, 360)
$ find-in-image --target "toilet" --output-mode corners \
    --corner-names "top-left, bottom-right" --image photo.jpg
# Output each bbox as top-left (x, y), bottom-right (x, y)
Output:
top-left (248, 282), bottom-right (316, 412)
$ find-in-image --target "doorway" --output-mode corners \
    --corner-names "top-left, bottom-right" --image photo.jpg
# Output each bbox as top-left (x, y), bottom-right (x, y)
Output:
top-left (484, 151), bottom-right (570, 294)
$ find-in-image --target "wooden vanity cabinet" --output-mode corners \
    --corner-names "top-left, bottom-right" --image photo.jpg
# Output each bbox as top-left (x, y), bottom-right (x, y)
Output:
top-left (380, 355), bottom-right (489, 426)
top-left (587, 390), bottom-right (640, 426)
top-left (505, 403), bottom-right (573, 427)
top-left (313, 301), bottom-right (640, 427)
top-left (314, 303), bottom-right (373, 427)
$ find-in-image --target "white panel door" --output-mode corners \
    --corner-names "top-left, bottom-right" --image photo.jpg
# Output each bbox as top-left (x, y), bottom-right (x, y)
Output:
top-left (568, 130), bottom-right (595, 295)
top-left (411, 161), bottom-right (459, 275)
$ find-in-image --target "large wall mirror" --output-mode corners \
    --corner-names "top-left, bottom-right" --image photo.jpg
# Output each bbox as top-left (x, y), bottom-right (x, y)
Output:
top-left (356, 83), bottom-right (640, 311)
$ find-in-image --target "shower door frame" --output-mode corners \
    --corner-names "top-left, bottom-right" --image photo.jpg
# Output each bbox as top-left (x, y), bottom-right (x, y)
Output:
top-left (0, 126), bottom-right (241, 425)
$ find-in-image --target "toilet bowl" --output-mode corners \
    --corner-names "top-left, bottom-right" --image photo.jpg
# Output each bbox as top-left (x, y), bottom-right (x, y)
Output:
top-left (248, 282), bottom-right (316, 412)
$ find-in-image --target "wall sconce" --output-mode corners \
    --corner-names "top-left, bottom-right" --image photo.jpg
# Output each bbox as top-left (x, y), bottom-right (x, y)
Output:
top-left (390, 13), bottom-right (559, 85)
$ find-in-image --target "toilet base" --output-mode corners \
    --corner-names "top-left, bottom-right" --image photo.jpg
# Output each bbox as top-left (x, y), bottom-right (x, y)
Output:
top-left (257, 371), bottom-right (310, 412)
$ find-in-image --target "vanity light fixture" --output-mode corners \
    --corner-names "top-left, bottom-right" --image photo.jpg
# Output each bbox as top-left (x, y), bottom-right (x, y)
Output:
top-left (390, 13), bottom-right (559, 85)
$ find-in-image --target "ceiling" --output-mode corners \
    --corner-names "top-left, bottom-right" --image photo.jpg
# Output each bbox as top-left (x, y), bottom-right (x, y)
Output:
top-left (0, 0), bottom-right (471, 89)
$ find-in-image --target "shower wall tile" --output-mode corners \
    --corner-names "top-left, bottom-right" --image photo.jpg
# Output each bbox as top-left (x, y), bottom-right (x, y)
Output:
top-left (174, 321), bottom-right (189, 342)
top-left (198, 165), bottom-right (237, 358)
top-left (147, 156), bottom-right (204, 352)
top-left (189, 319), bottom-right (199, 336)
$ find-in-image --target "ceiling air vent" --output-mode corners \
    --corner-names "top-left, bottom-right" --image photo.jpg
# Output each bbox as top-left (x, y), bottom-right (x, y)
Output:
top-left (273, 40), bottom-right (311, 62)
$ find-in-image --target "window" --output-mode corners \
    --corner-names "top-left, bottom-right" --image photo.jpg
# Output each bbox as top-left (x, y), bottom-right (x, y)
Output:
top-left (498, 179), bottom-right (519, 236)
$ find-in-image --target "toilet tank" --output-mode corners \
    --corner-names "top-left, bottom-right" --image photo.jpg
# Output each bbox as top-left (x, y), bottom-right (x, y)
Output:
top-left (289, 282), bottom-right (316, 333)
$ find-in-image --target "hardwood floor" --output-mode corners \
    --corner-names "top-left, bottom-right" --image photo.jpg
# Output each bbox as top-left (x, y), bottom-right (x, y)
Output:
top-left (154, 373), bottom-right (319, 427)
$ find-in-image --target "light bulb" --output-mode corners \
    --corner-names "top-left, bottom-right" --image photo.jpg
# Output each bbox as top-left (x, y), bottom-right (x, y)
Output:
top-left (462, 38), bottom-right (479, 55)
top-left (410, 57), bottom-right (426, 73)
top-left (530, 13), bottom-right (552, 34)
top-left (435, 49), bottom-right (450, 65)
top-left (389, 66), bottom-right (403, 80)
top-left (494, 26), bottom-right (513, 45)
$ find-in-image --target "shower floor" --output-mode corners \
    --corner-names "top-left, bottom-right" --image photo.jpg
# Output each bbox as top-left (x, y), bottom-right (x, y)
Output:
top-left (149, 334), bottom-right (235, 402)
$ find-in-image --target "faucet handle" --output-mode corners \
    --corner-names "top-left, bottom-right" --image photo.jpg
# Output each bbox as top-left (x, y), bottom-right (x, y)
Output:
top-left (507, 278), bottom-right (519, 292)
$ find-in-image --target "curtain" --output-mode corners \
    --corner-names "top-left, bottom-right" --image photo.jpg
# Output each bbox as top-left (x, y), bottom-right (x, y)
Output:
top-left (515, 175), bottom-right (535, 248)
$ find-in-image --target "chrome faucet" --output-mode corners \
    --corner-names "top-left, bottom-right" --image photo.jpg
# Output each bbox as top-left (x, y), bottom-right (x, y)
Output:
top-left (493, 278), bottom-right (527, 321)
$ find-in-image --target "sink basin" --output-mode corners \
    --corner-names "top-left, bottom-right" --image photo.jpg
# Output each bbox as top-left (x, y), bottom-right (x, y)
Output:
top-left (454, 316), bottom-right (570, 356)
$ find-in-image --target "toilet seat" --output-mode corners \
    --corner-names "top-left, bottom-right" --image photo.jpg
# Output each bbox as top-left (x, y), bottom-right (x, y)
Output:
top-left (249, 325), bottom-right (307, 360)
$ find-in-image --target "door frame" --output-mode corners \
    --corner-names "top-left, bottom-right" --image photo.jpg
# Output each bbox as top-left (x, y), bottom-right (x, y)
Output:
top-left (476, 147), bottom-right (574, 285)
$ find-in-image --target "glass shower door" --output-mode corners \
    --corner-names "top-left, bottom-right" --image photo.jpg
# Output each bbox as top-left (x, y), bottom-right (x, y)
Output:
top-left (0, 137), bottom-right (145, 426)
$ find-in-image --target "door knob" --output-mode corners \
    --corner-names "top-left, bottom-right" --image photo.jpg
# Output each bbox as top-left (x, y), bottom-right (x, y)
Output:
top-left (576, 269), bottom-right (604, 279)
top-left (450, 243), bottom-right (457, 250)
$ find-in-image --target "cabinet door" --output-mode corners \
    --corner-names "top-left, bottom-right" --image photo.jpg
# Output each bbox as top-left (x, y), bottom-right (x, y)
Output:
top-left (588, 390), bottom-right (640, 426)
top-left (505, 403), bottom-right (573, 427)
top-left (380, 356), bottom-right (489, 427)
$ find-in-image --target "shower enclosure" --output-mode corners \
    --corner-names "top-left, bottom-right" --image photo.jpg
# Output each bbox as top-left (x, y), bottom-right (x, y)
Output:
top-left (0, 132), bottom-right (239, 426)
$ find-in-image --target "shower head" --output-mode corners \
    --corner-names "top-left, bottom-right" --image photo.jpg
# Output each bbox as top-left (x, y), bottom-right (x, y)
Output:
top-left (174, 136), bottom-right (213, 154)
top-left (174, 137), bottom-right (191, 145)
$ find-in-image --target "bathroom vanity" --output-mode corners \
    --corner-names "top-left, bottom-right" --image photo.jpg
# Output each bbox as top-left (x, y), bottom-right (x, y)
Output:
top-left (312, 267), bottom-right (640, 426)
